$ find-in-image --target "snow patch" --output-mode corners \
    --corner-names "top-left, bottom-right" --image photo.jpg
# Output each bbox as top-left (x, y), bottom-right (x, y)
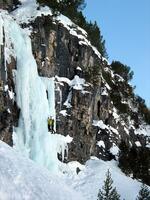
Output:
top-left (93, 120), bottom-right (108, 130)
top-left (56, 75), bottom-right (87, 91)
top-left (135, 125), bottom-right (150, 137)
top-left (135, 141), bottom-right (141, 147)
top-left (112, 107), bottom-right (120, 123)
top-left (8, 90), bottom-right (14, 100)
top-left (110, 144), bottom-right (119, 156)
top-left (60, 110), bottom-right (68, 116)
top-left (97, 140), bottom-right (105, 148)
top-left (76, 66), bottom-right (82, 71)
top-left (110, 126), bottom-right (119, 135)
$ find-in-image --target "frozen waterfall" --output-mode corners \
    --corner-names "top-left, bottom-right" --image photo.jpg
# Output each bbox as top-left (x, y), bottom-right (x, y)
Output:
top-left (0, 11), bottom-right (71, 172)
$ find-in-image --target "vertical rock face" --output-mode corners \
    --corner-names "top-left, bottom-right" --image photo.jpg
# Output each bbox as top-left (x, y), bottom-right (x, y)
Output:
top-left (0, 12), bottom-right (149, 164)
top-left (30, 16), bottom-right (109, 162)
top-left (30, 15), bottom-right (149, 163)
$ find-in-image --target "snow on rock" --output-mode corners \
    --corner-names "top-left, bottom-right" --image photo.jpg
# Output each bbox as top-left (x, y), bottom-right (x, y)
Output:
top-left (109, 126), bottom-right (119, 135)
top-left (56, 75), bottom-right (88, 91)
top-left (56, 75), bottom-right (89, 108)
top-left (60, 110), bottom-right (68, 116)
top-left (135, 125), bottom-right (150, 137)
top-left (124, 126), bottom-right (129, 135)
top-left (0, 141), bottom-right (84, 200)
top-left (93, 120), bottom-right (119, 137)
top-left (101, 87), bottom-right (108, 96)
top-left (93, 120), bottom-right (108, 130)
top-left (105, 82), bottom-right (111, 90)
top-left (8, 89), bottom-right (14, 100)
top-left (115, 74), bottom-right (124, 82)
top-left (121, 100), bottom-right (128, 104)
top-left (12, 0), bottom-right (52, 24)
top-left (110, 144), bottom-right (119, 156)
top-left (97, 140), bottom-right (105, 148)
top-left (76, 66), bottom-right (82, 71)
top-left (135, 141), bottom-right (141, 147)
top-left (55, 76), bottom-right (71, 86)
top-left (68, 159), bottom-right (143, 200)
top-left (71, 75), bottom-right (86, 90)
top-left (7, 108), bottom-right (11, 113)
top-left (4, 85), bottom-right (8, 91)
top-left (112, 107), bottom-right (120, 123)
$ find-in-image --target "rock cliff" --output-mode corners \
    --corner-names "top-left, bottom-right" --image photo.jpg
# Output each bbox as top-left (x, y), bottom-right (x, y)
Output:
top-left (0, 2), bottom-right (149, 165)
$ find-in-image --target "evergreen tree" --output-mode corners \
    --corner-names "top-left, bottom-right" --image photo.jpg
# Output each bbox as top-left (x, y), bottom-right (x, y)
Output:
top-left (86, 21), bottom-right (108, 58)
top-left (111, 61), bottom-right (134, 82)
top-left (136, 95), bottom-right (150, 125)
top-left (136, 184), bottom-right (150, 200)
top-left (97, 170), bottom-right (120, 200)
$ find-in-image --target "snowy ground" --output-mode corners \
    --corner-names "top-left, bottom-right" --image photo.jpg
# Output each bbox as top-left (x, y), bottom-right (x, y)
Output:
top-left (0, 141), bottom-right (84, 200)
top-left (66, 158), bottom-right (142, 200)
top-left (0, 141), bottom-right (144, 200)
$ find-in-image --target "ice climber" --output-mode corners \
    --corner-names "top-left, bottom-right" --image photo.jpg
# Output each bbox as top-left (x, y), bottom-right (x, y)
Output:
top-left (48, 116), bottom-right (55, 133)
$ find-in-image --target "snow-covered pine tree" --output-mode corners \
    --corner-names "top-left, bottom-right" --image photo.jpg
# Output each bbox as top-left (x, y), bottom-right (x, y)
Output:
top-left (136, 184), bottom-right (150, 200)
top-left (97, 170), bottom-right (120, 200)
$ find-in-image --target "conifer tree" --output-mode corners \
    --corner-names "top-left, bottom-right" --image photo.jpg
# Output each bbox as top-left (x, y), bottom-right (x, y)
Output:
top-left (136, 184), bottom-right (150, 200)
top-left (97, 170), bottom-right (120, 200)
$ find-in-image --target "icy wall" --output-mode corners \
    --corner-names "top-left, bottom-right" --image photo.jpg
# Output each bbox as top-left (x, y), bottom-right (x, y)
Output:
top-left (0, 11), bottom-right (71, 172)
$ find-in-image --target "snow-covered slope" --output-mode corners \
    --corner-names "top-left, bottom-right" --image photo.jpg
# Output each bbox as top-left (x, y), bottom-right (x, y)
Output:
top-left (0, 141), bottom-right (84, 200)
top-left (0, 141), bottom-right (145, 200)
top-left (67, 158), bottom-right (142, 200)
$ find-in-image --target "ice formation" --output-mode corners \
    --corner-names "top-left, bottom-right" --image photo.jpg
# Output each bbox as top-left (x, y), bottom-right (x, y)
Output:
top-left (0, 11), bottom-right (71, 172)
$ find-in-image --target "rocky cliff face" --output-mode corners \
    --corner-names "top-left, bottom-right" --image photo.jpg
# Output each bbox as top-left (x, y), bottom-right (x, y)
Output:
top-left (29, 15), bottom-right (149, 163)
top-left (0, 3), bottom-right (149, 164)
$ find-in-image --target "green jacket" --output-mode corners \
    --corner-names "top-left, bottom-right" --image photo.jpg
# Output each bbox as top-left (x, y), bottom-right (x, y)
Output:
top-left (48, 118), bottom-right (54, 126)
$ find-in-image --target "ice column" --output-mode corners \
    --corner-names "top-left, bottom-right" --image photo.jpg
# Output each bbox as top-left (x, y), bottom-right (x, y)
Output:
top-left (2, 12), bottom-right (69, 172)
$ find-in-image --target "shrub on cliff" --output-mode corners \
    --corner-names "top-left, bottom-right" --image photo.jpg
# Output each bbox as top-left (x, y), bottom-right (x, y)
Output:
top-left (136, 96), bottom-right (150, 125)
top-left (111, 61), bottom-right (134, 82)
